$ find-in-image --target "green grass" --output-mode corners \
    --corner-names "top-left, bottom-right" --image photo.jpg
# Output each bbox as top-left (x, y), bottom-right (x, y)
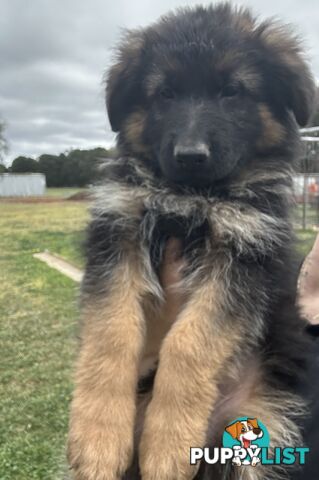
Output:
top-left (294, 204), bottom-right (319, 230)
top-left (45, 188), bottom-right (86, 199)
top-left (0, 197), bottom-right (317, 480)
top-left (1, 202), bottom-right (88, 268)
top-left (0, 201), bottom-right (88, 480)
top-left (295, 229), bottom-right (317, 257)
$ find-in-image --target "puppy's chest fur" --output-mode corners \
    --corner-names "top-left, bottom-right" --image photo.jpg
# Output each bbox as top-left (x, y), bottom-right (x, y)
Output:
top-left (94, 158), bottom-right (291, 273)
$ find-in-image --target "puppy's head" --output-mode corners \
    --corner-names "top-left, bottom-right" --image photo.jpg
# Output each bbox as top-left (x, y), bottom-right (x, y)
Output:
top-left (106, 4), bottom-right (315, 187)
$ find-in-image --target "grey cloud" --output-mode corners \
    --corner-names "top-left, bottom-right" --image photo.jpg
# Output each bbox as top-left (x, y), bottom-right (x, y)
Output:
top-left (1, 0), bottom-right (318, 164)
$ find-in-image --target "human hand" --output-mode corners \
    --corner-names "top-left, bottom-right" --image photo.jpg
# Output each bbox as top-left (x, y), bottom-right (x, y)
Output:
top-left (298, 234), bottom-right (319, 325)
top-left (160, 235), bottom-right (319, 326)
top-left (159, 237), bottom-right (185, 324)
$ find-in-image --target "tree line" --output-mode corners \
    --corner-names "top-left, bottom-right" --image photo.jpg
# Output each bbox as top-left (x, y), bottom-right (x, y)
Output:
top-left (0, 147), bottom-right (117, 187)
top-left (1, 97), bottom-right (319, 186)
top-left (2, 141), bottom-right (319, 184)
top-left (0, 120), bottom-right (8, 168)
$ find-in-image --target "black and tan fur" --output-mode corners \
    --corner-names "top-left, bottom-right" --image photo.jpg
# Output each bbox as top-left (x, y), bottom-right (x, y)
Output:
top-left (67, 4), bottom-right (316, 480)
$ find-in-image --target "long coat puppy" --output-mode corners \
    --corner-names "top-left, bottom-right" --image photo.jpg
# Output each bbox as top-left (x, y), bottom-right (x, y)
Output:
top-left (67, 4), bottom-right (316, 480)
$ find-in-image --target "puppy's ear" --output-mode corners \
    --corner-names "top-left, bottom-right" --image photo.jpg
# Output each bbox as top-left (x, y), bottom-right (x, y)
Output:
top-left (247, 418), bottom-right (259, 429)
top-left (225, 422), bottom-right (240, 439)
top-left (106, 30), bottom-right (144, 132)
top-left (256, 22), bottom-right (316, 126)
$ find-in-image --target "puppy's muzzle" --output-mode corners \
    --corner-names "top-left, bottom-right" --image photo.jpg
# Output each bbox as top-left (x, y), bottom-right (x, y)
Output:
top-left (173, 142), bottom-right (210, 171)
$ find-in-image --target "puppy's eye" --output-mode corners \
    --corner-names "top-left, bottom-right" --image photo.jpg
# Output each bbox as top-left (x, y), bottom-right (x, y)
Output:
top-left (221, 84), bottom-right (241, 98)
top-left (241, 427), bottom-right (246, 433)
top-left (159, 86), bottom-right (175, 100)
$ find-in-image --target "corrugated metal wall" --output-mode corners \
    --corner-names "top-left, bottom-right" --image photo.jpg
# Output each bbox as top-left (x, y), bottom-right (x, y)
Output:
top-left (0, 174), bottom-right (46, 197)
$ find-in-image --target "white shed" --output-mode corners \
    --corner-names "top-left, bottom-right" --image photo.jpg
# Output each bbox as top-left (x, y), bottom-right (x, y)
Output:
top-left (0, 173), bottom-right (46, 197)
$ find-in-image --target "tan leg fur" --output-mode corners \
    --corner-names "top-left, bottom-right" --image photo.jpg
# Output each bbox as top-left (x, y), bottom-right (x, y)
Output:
top-left (139, 280), bottom-right (239, 480)
top-left (67, 259), bottom-right (147, 480)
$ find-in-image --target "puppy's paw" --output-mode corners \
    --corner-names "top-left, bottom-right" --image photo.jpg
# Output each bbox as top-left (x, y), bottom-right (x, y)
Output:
top-left (68, 401), bottom-right (134, 480)
top-left (140, 449), bottom-right (198, 480)
top-left (139, 422), bottom-right (198, 480)
top-left (68, 426), bottom-right (133, 480)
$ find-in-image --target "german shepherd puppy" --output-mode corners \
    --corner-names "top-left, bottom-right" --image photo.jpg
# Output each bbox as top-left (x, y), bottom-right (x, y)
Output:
top-left (67, 4), bottom-right (316, 480)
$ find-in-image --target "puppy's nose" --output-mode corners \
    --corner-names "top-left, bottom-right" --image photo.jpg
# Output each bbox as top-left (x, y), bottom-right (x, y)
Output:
top-left (174, 143), bottom-right (210, 169)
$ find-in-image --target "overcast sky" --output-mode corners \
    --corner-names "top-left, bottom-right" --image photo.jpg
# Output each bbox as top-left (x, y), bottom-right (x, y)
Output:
top-left (1, 0), bottom-right (318, 164)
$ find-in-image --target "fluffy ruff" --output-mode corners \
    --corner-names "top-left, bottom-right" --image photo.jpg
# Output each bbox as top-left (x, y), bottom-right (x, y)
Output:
top-left (67, 3), bottom-right (316, 480)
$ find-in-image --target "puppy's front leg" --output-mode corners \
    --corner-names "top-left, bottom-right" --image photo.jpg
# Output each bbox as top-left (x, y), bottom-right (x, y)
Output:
top-left (68, 259), bottom-right (147, 480)
top-left (139, 281), bottom-right (238, 480)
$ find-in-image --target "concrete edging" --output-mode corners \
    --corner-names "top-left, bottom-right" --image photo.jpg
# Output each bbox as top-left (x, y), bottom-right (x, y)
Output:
top-left (33, 252), bottom-right (83, 282)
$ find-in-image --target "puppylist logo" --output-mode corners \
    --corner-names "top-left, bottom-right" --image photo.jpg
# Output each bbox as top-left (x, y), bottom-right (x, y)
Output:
top-left (190, 417), bottom-right (309, 468)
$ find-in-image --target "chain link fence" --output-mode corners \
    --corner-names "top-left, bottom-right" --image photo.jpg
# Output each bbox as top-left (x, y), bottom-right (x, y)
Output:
top-left (294, 127), bottom-right (319, 230)
top-left (294, 174), bottom-right (319, 230)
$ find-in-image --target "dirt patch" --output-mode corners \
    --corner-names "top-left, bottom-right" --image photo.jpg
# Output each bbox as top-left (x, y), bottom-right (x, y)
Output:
top-left (67, 191), bottom-right (91, 201)
top-left (0, 196), bottom-right (64, 203)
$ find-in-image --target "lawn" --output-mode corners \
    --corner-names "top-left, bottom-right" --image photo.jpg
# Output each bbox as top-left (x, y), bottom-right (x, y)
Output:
top-left (0, 198), bottom-right (317, 480)
top-left (45, 188), bottom-right (86, 199)
top-left (296, 229), bottom-right (318, 257)
top-left (0, 200), bottom-right (88, 480)
top-left (294, 203), bottom-right (319, 230)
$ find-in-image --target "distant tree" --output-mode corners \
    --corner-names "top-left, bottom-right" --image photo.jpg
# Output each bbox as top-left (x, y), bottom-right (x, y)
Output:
top-left (61, 150), bottom-right (82, 186)
top-left (310, 87), bottom-right (319, 126)
top-left (38, 154), bottom-right (65, 187)
top-left (0, 164), bottom-right (7, 173)
top-left (58, 147), bottom-right (115, 187)
top-left (0, 120), bottom-right (8, 165)
top-left (104, 147), bottom-right (118, 158)
top-left (7, 146), bottom-right (116, 186)
top-left (311, 110), bottom-right (319, 127)
top-left (11, 156), bottom-right (40, 173)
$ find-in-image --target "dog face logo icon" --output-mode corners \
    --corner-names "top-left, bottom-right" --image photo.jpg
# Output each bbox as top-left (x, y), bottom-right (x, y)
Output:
top-left (226, 419), bottom-right (263, 449)
top-left (223, 417), bottom-right (269, 466)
